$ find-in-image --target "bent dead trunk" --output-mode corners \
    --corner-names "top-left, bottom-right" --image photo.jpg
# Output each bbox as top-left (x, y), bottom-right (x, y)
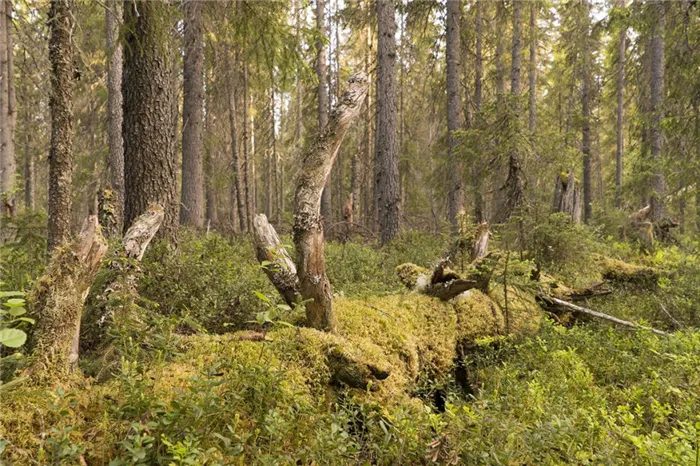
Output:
top-left (294, 73), bottom-right (369, 332)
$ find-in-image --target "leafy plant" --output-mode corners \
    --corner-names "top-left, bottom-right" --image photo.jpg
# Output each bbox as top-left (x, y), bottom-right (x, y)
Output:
top-left (0, 290), bottom-right (33, 349)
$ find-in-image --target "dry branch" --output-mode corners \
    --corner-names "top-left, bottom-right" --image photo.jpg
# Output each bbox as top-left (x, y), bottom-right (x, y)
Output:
top-left (539, 295), bottom-right (669, 337)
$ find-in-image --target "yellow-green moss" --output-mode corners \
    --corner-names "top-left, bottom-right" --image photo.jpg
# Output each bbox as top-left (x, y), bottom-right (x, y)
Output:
top-left (593, 254), bottom-right (659, 286)
top-left (487, 285), bottom-right (543, 336)
top-left (395, 263), bottom-right (430, 291)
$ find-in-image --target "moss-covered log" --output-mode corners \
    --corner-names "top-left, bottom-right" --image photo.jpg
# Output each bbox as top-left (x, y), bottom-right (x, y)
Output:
top-left (592, 254), bottom-right (659, 287)
top-left (27, 215), bottom-right (108, 380)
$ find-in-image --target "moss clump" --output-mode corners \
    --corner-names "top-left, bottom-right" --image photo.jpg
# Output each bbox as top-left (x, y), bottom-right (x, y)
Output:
top-left (395, 263), bottom-right (430, 291)
top-left (593, 254), bottom-right (659, 287)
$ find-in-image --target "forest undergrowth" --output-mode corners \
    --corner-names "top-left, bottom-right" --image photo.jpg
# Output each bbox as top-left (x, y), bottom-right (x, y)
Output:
top-left (1, 215), bottom-right (700, 465)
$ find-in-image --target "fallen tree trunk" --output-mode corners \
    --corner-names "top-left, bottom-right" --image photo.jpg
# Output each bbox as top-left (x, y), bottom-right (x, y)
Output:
top-left (538, 295), bottom-right (669, 337)
top-left (252, 214), bottom-right (301, 307)
top-left (27, 215), bottom-right (108, 380)
top-left (293, 73), bottom-right (369, 332)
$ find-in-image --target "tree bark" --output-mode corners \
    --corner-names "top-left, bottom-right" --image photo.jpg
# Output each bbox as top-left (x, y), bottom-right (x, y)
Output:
top-left (243, 60), bottom-right (253, 231)
top-left (472, 0), bottom-right (484, 222)
top-left (226, 49), bottom-right (246, 233)
top-left (494, 1), bottom-right (506, 100)
top-left (501, 0), bottom-right (525, 222)
top-left (294, 73), bottom-right (368, 332)
top-left (253, 214), bottom-right (301, 306)
top-left (180, 0), bottom-right (205, 229)
top-left (47, 0), bottom-right (74, 252)
top-left (649, 0), bottom-right (665, 221)
top-left (446, 0), bottom-right (464, 232)
top-left (123, 1), bottom-right (178, 241)
top-left (375, 0), bottom-right (401, 244)
top-left (28, 215), bottom-right (108, 380)
top-left (581, 1), bottom-right (592, 223)
top-left (105, 0), bottom-right (124, 238)
top-left (615, 10), bottom-right (626, 208)
top-left (552, 170), bottom-right (583, 224)
top-left (0, 0), bottom-right (17, 218)
top-left (316, 0), bottom-right (333, 233)
top-left (528, 2), bottom-right (537, 134)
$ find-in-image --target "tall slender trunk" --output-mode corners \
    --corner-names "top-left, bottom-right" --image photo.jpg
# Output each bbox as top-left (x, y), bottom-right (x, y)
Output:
top-left (180, 0), bottom-right (205, 228)
top-left (47, 0), bottom-right (74, 252)
top-left (227, 50), bottom-right (246, 233)
top-left (581, 1), bottom-right (592, 223)
top-left (472, 0), bottom-right (484, 222)
top-left (243, 61), bottom-right (253, 231)
top-left (23, 70), bottom-right (34, 211)
top-left (502, 0), bottom-right (525, 222)
top-left (494, 1), bottom-right (506, 100)
top-left (375, 0), bottom-right (400, 244)
top-left (316, 0), bottom-right (332, 232)
top-left (649, 0), bottom-right (665, 221)
top-left (528, 2), bottom-right (537, 134)
top-left (105, 0), bottom-right (123, 237)
top-left (615, 16), bottom-right (626, 208)
top-left (123, 0), bottom-right (178, 240)
top-left (272, 87), bottom-right (281, 225)
top-left (1, 0), bottom-right (17, 218)
top-left (446, 0), bottom-right (463, 230)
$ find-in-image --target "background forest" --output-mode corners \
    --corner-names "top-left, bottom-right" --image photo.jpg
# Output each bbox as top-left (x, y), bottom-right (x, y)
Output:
top-left (1, 0), bottom-right (700, 465)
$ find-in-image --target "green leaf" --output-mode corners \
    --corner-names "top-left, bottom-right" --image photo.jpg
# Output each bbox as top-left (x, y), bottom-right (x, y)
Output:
top-left (15, 317), bottom-right (35, 325)
top-left (0, 328), bottom-right (27, 348)
top-left (7, 307), bottom-right (26, 317)
top-left (253, 291), bottom-right (270, 303)
top-left (4, 298), bottom-right (25, 308)
top-left (276, 304), bottom-right (292, 312)
top-left (0, 291), bottom-right (24, 298)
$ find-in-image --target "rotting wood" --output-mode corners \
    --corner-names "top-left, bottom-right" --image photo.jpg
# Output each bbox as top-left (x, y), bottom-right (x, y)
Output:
top-left (252, 213), bottom-right (301, 307)
top-left (27, 215), bottom-right (108, 380)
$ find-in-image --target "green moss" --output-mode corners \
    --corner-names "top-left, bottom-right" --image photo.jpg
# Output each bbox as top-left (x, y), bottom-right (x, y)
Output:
top-left (593, 254), bottom-right (659, 287)
top-left (395, 263), bottom-right (430, 291)
top-left (487, 285), bottom-right (543, 336)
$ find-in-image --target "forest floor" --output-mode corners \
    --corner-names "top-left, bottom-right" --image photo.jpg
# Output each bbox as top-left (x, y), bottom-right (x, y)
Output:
top-left (2, 217), bottom-right (700, 465)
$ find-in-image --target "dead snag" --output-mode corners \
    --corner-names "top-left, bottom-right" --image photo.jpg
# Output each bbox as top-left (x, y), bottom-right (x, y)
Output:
top-left (552, 169), bottom-right (582, 224)
top-left (27, 215), bottom-right (108, 380)
top-left (471, 222), bottom-right (490, 261)
top-left (538, 295), bottom-right (669, 337)
top-left (81, 205), bottom-right (164, 358)
top-left (293, 73), bottom-right (369, 332)
top-left (252, 214), bottom-right (301, 306)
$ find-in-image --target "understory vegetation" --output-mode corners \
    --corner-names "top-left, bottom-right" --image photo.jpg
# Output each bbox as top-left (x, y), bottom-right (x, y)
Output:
top-left (2, 219), bottom-right (700, 465)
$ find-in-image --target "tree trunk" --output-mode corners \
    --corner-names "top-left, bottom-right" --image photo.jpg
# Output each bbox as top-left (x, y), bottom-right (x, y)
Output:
top-left (22, 48), bottom-right (34, 211)
top-left (180, 0), bottom-right (205, 229)
top-left (471, 0), bottom-right (484, 223)
top-left (105, 0), bottom-right (124, 238)
top-left (446, 0), bottom-right (463, 232)
top-left (528, 2), bottom-right (537, 134)
top-left (47, 0), bottom-right (74, 253)
top-left (294, 73), bottom-right (368, 332)
top-left (226, 49), bottom-right (246, 233)
top-left (501, 0), bottom-right (525, 222)
top-left (0, 0), bottom-right (17, 218)
top-left (243, 61), bottom-right (253, 231)
top-left (375, 0), bottom-right (401, 244)
top-left (28, 215), bottom-right (108, 380)
top-left (552, 170), bottom-right (583, 224)
top-left (316, 0), bottom-right (333, 234)
top-left (649, 0), bottom-right (665, 221)
top-left (123, 1), bottom-right (178, 241)
top-left (615, 11), bottom-right (626, 208)
top-left (581, 1), bottom-right (592, 223)
top-left (494, 1), bottom-right (506, 100)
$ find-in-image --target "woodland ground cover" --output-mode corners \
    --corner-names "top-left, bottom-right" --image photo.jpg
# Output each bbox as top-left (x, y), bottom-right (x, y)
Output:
top-left (1, 218), bottom-right (700, 465)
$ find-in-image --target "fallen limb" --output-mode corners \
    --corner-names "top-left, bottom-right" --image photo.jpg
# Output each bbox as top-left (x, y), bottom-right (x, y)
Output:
top-left (252, 214), bottom-right (301, 307)
top-left (539, 295), bottom-right (670, 337)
